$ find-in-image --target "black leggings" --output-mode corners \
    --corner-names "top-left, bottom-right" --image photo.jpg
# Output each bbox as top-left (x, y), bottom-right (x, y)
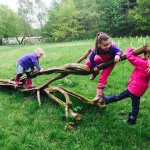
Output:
top-left (105, 89), bottom-right (140, 117)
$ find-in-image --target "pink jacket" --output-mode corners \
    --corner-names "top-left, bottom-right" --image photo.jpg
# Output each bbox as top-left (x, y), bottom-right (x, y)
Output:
top-left (126, 47), bottom-right (150, 97)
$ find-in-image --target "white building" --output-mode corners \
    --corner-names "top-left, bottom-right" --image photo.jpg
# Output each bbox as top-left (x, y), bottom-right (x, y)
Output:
top-left (2, 37), bottom-right (42, 45)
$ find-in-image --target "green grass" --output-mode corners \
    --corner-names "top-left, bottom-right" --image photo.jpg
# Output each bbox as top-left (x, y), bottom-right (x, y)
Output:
top-left (0, 37), bottom-right (150, 150)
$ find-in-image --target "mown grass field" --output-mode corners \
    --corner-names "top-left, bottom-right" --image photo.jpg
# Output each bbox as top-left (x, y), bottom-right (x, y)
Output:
top-left (0, 37), bottom-right (150, 150)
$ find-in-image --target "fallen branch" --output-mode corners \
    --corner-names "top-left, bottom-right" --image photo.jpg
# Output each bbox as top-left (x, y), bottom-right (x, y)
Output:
top-left (37, 90), bottom-right (41, 106)
top-left (58, 86), bottom-right (92, 104)
top-left (44, 87), bottom-right (81, 120)
top-left (76, 49), bottom-right (92, 63)
top-left (0, 79), bottom-right (21, 89)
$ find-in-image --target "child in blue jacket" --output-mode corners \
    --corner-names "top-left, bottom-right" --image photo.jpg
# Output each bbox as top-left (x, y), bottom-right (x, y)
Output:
top-left (15, 48), bottom-right (44, 89)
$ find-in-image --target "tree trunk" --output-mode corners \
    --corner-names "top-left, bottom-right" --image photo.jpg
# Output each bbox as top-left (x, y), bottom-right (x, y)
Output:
top-left (16, 36), bottom-right (25, 45)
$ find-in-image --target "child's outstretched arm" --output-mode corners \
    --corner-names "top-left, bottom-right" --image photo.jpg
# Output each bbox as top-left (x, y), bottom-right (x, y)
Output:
top-left (126, 47), bottom-right (148, 71)
top-left (112, 44), bottom-right (123, 62)
top-left (31, 57), bottom-right (42, 71)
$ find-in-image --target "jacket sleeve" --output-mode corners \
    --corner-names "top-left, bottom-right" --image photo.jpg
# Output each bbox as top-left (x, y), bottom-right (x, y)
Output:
top-left (112, 44), bottom-right (123, 56)
top-left (126, 47), bottom-right (148, 71)
top-left (89, 49), bottom-right (97, 69)
top-left (31, 56), bottom-right (41, 71)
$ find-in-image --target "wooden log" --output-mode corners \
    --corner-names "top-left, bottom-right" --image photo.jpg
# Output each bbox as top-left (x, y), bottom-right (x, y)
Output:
top-left (58, 86), bottom-right (92, 104)
top-left (18, 87), bottom-right (37, 92)
top-left (57, 86), bottom-right (106, 108)
top-left (0, 79), bottom-right (18, 85)
top-left (0, 80), bottom-right (21, 89)
top-left (38, 73), bottom-right (68, 91)
top-left (37, 90), bottom-right (41, 106)
top-left (35, 49), bottom-right (92, 91)
top-left (44, 88), bottom-right (81, 120)
top-left (76, 49), bottom-right (92, 63)
top-left (48, 86), bottom-right (72, 105)
top-left (45, 86), bottom-right (72, 117)
top-left (19, 48), bottom-right (92, 83)
top-left (21, 49), bottom-right (91, 81)
top-left (50, 86), bottom-right (72, 117)
top-left (0, 83), bottom-right (17, 87)
top-left (68, 109), bottom-right (81, 120)
top-left (44, 88), bottom-right (65, 106)
top-left (0, 79), bottom-right (13, 83)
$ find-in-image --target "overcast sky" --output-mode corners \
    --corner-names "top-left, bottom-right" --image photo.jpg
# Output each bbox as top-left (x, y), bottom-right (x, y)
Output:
top-left (0, 0), bottom-right (51, 11)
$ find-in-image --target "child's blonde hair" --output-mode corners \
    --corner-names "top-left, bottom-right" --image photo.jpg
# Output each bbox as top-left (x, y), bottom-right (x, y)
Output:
top-left (35, 47), bottom-right (46, 58)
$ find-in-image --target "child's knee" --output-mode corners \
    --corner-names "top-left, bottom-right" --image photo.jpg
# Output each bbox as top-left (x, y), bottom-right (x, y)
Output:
top-left (16, 64), bottom-right (24, 74)
top-left (85, 60), bottom-right (92, 68)
top-left (94, 55), bottom-right (102, 64)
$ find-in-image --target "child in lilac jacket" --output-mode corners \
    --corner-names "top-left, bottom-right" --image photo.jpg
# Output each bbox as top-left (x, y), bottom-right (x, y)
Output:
top-left (104, 47), bottom-right (150, 125)
top-left (15, 48), bottom-right (44, 89)
top-left (85, 32), bottom-right (123, 103)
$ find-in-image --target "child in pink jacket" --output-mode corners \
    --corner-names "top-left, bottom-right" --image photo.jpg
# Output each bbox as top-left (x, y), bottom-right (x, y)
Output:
top-left (85, 32), bottom-right (123, 103)
top-left (103, 47), bottom-right (150, 125)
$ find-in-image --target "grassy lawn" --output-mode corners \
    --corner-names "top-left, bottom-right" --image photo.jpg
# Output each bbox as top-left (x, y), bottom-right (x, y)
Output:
top-left (0, 37), bottom-right (150, 150)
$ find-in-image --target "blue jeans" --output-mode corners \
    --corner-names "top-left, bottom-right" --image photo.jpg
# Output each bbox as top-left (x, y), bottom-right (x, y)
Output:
top-left (16, 62), bottom-right (31, 74)
top-left (16, 62), bottom-right (31, 78)
top-left (104, 89), bottom-right (140, 117)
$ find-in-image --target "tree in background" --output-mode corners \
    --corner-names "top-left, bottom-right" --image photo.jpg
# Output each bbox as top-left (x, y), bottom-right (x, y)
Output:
top-left (43, 0), bottom-right (80, 42)
top-left (35, 0), bottom-right (47, 34)
top-left (0, 0), bottom-right (149, 44)
top-left (43, 0), bottom-right (145, 42)
top-left (128, 0), bottom-right (150, 35)
top-left (73, 0), bottom-right (100, 39)
top-left (17, 0), bottom-right (34, 43)
top-left (14, 16), bottom-right (33, 44)
top-left (0, 5), bottom-right (17, 44)
top-left (95, 0), bottom-right (134, 36)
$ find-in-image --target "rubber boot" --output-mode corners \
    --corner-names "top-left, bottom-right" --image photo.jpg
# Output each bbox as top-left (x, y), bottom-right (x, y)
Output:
top-left (92, 89), bottom-right (104, 103)
top-left (26, 78), bottom-right (36, 89)
top-left (127, 112), bottom-right (137, 125)
top-left (15, 75), bottom-right (22, 85)
top-left (92, 89), bottom-right (106, 108)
